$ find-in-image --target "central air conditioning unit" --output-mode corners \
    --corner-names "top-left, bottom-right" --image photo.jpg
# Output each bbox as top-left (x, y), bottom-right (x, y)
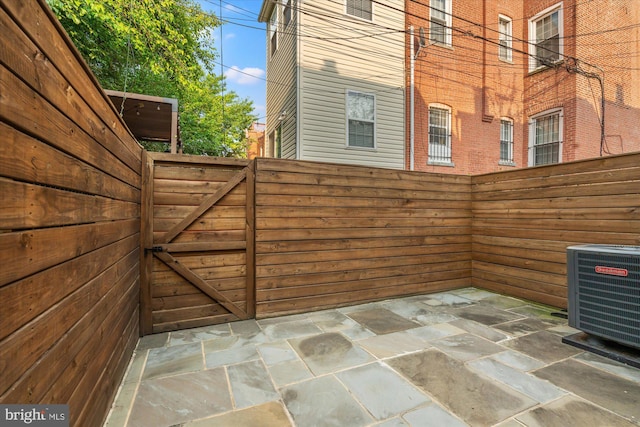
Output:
top-left (567, 244), bottom-right (640, 350)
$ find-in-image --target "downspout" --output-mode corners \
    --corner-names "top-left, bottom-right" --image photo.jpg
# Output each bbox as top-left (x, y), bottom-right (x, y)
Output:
top-left (481, 0), bottom-right (493, 122)
top-left (296, 0), bottom-right (302, 159)
top-left (410, 25), bottom-right (415, 171)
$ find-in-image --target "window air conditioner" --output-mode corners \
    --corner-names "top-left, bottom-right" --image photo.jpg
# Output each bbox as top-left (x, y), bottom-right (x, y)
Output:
top-left (567, 244), bottom-right (640, 350)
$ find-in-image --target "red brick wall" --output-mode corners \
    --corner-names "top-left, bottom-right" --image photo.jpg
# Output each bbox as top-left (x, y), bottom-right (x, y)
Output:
top-left (407, 0), bottom-right (640, 173)
top-left (406, 0), bottom-right (525, 175)
top-left (573, 0), bottom-right (640, 157)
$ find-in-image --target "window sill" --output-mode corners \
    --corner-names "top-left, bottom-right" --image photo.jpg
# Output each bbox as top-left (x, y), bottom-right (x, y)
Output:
top-left (428, 161), bottom-right (455, 167)
top-left (343, 13), bottom-right (373, 23)
top-left (498, 161), bottom-right (516, 167)
top-left (346, 145), bottom-right (377, 152)
top-left (499, 57), bottom-right (513, 64)
top-left (527, 60), bottom-right (563, 75)
top-left (430, 41), bottom-right (453, 50)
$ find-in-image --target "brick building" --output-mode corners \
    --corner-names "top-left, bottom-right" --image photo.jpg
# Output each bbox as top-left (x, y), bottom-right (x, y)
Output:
top-left (407, 0), bottom-right (640, 174)
top-left (245, 122), bottom-right (266, 159)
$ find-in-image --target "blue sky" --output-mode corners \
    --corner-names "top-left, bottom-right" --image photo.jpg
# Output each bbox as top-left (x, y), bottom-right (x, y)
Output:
top-left (197, 0), bottom-right (267, 122)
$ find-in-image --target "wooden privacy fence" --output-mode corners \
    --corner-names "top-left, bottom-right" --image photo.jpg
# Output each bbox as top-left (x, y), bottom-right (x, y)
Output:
top-left (472, 153), bottom-right (640, 308)
top-left (254, 158), bottom-right (473, 317)
top-left (139, 152), bottom-right (640, 328)
top-left (1, 1), bottom-right (142, 426)
top-left (3, 2), bottom-right (640, 426)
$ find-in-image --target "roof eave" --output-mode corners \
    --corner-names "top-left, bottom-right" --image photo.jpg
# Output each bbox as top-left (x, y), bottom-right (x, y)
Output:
top-left (258, 0), bottom-right (276, 22)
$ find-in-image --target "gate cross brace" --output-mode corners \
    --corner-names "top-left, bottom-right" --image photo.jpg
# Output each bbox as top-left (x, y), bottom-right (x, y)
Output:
top-left (154, 251), bottom-right (248, 320)
top-left (159, 167), bottom-right (248, 244)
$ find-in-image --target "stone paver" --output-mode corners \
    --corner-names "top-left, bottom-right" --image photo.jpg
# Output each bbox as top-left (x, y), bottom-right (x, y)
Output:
top-left (169, 324), bottom-right (231, 346)
top-left (388, 349), bottom-right (536, 426)
top-left (282, 375), bottom-right (373, 427)
top-left (494, 318), bottom-right (555, 337)
top-left (491, 350), bottom-right (545, 371)
top-left (575, 352), bottom-right (640, 383)
top-left (289, 332), bottom-right (374, 375)
top-left (469, 358), bottom-right (565, 403)
top-left (227, 360), bottom-right (279, 409)
top-left (142, 342), bottom-right (203, 380)
top-left (358, 331), bottom-right (430, 359)
top-left (347, 308), bottom-right (420, 334)
top-left (336, 362), bottom-right (430, 420)
top-left (534, 359), bottom-right (640, 422)
top-left (184, 401), bottom-right (293, 427)
top-left (104, 288), bottom-right (640, 427)
top-left (403, 404), bottom-right (468, 427)
top-left (432, 333), bottom-right (504, 361)
top-left (257, 341), bottom-right (299, 366)
top-left (407, 322), bottom-right (466, 341)
top-left (449, 318), bottom-right (509, 342)
top-left (267, 359), bottom-right (313, 387)
top-left (515, 395), bottom-right (638, 427)
top-left (503, 330), bottom-right (583, 363)
top-left (454, 304), bottom-right (525, 326)
top-left (128, 368), bottom-right (232, 426)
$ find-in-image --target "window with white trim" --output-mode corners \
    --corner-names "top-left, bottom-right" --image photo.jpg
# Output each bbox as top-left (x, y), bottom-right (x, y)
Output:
top-left (347, 90), bottom-right (375, 148)
top-left (269, 5), bottom-right (278, 56)
top-left (498, 15), bottom-right (512, 61)
top-left (430, 0), bottom-right (452, 46)
top-left (346, 0), bottom-right (372, 20)
top-left (428, 105), bottom-right (452, 164)
top-left (500, 118), bottom-right (514, 164)
top-left (528, 110), bottom-right (562, 166)
top-left (529, 4), bottom-right (562, 70)
top-left (284, 0), bottom-right (292, 26)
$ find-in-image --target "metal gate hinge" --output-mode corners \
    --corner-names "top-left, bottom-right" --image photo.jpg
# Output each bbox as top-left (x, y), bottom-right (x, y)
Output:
top-left (146, 246), bottom-right (164, 253)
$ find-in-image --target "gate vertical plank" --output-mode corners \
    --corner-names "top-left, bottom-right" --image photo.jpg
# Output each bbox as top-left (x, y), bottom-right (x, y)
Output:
top-left (245, 160), bottom-right (256, 317)
top-left (139, 151), bottom-right (154, 335)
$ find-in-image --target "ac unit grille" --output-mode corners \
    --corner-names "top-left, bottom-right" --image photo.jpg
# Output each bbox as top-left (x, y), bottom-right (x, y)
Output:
top-left (568, 246), bottom-right (640, 349)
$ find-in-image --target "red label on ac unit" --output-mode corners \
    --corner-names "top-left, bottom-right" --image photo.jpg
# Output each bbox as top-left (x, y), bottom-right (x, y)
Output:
top-left (595, 266), bottom-right (628, 277)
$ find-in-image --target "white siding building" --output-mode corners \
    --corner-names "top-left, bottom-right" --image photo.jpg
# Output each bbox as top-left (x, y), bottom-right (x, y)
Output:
top-left (258, 0), bottom-right (406, 169)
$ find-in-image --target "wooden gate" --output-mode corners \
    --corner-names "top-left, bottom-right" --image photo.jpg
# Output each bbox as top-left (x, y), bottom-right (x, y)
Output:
top-left (140, 153), bottom-right (255, 335)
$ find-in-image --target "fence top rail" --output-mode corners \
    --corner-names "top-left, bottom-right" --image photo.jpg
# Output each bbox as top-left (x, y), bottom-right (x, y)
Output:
top-left (472, 151), bottom-right (640, 184)
top-left (149, 152), bottom-right (251, 167)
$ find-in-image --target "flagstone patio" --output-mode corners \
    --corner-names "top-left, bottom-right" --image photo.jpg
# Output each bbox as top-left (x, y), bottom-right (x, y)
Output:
top-left (104, 288), bottom-right (640, 427)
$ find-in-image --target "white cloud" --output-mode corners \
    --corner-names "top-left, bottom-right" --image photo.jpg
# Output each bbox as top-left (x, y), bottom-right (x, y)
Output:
top-left (225, 66), bottom-right (265, 85)
top-left (225, 33), bottom-right (236, 40)
top-left (224, 4), bottom-right (242, 13)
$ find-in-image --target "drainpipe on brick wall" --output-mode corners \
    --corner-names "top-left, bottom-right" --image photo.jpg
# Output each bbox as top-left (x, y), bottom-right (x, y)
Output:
top-left (481, 0), bottom-right (494, 123)
top-left (410, 25), bottom-right (415, 171)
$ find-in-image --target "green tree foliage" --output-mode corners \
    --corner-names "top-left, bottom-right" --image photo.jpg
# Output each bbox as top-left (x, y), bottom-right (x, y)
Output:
top-left (47, 0), bottom-right (256, 156)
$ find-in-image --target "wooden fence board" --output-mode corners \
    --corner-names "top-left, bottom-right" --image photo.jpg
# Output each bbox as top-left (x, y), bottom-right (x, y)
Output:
top-left (0, 123), bottom-right (139, 202)
top-left (257, 278), bottom-right (469, 316)
top-left (0, 219), bottom-right (138, 287)
top-left (0, 65), bottom-right (140, 187)
top-left (256, 194), bottom-right (470, 210)
top-left (1, 179), bottom-right (138, 230)
top-left (256, 235), bottom-right (471, 253)
top-left (0, 234), bottom-right (138, 341)
top-left (0, 249), bottom-right (138, 397)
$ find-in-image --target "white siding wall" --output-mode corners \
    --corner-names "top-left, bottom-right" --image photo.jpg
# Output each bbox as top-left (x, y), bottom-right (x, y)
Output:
top-left (298, 0), bottom-right (405, 169)
top-left (264, 0), bottom-right (298, 159)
